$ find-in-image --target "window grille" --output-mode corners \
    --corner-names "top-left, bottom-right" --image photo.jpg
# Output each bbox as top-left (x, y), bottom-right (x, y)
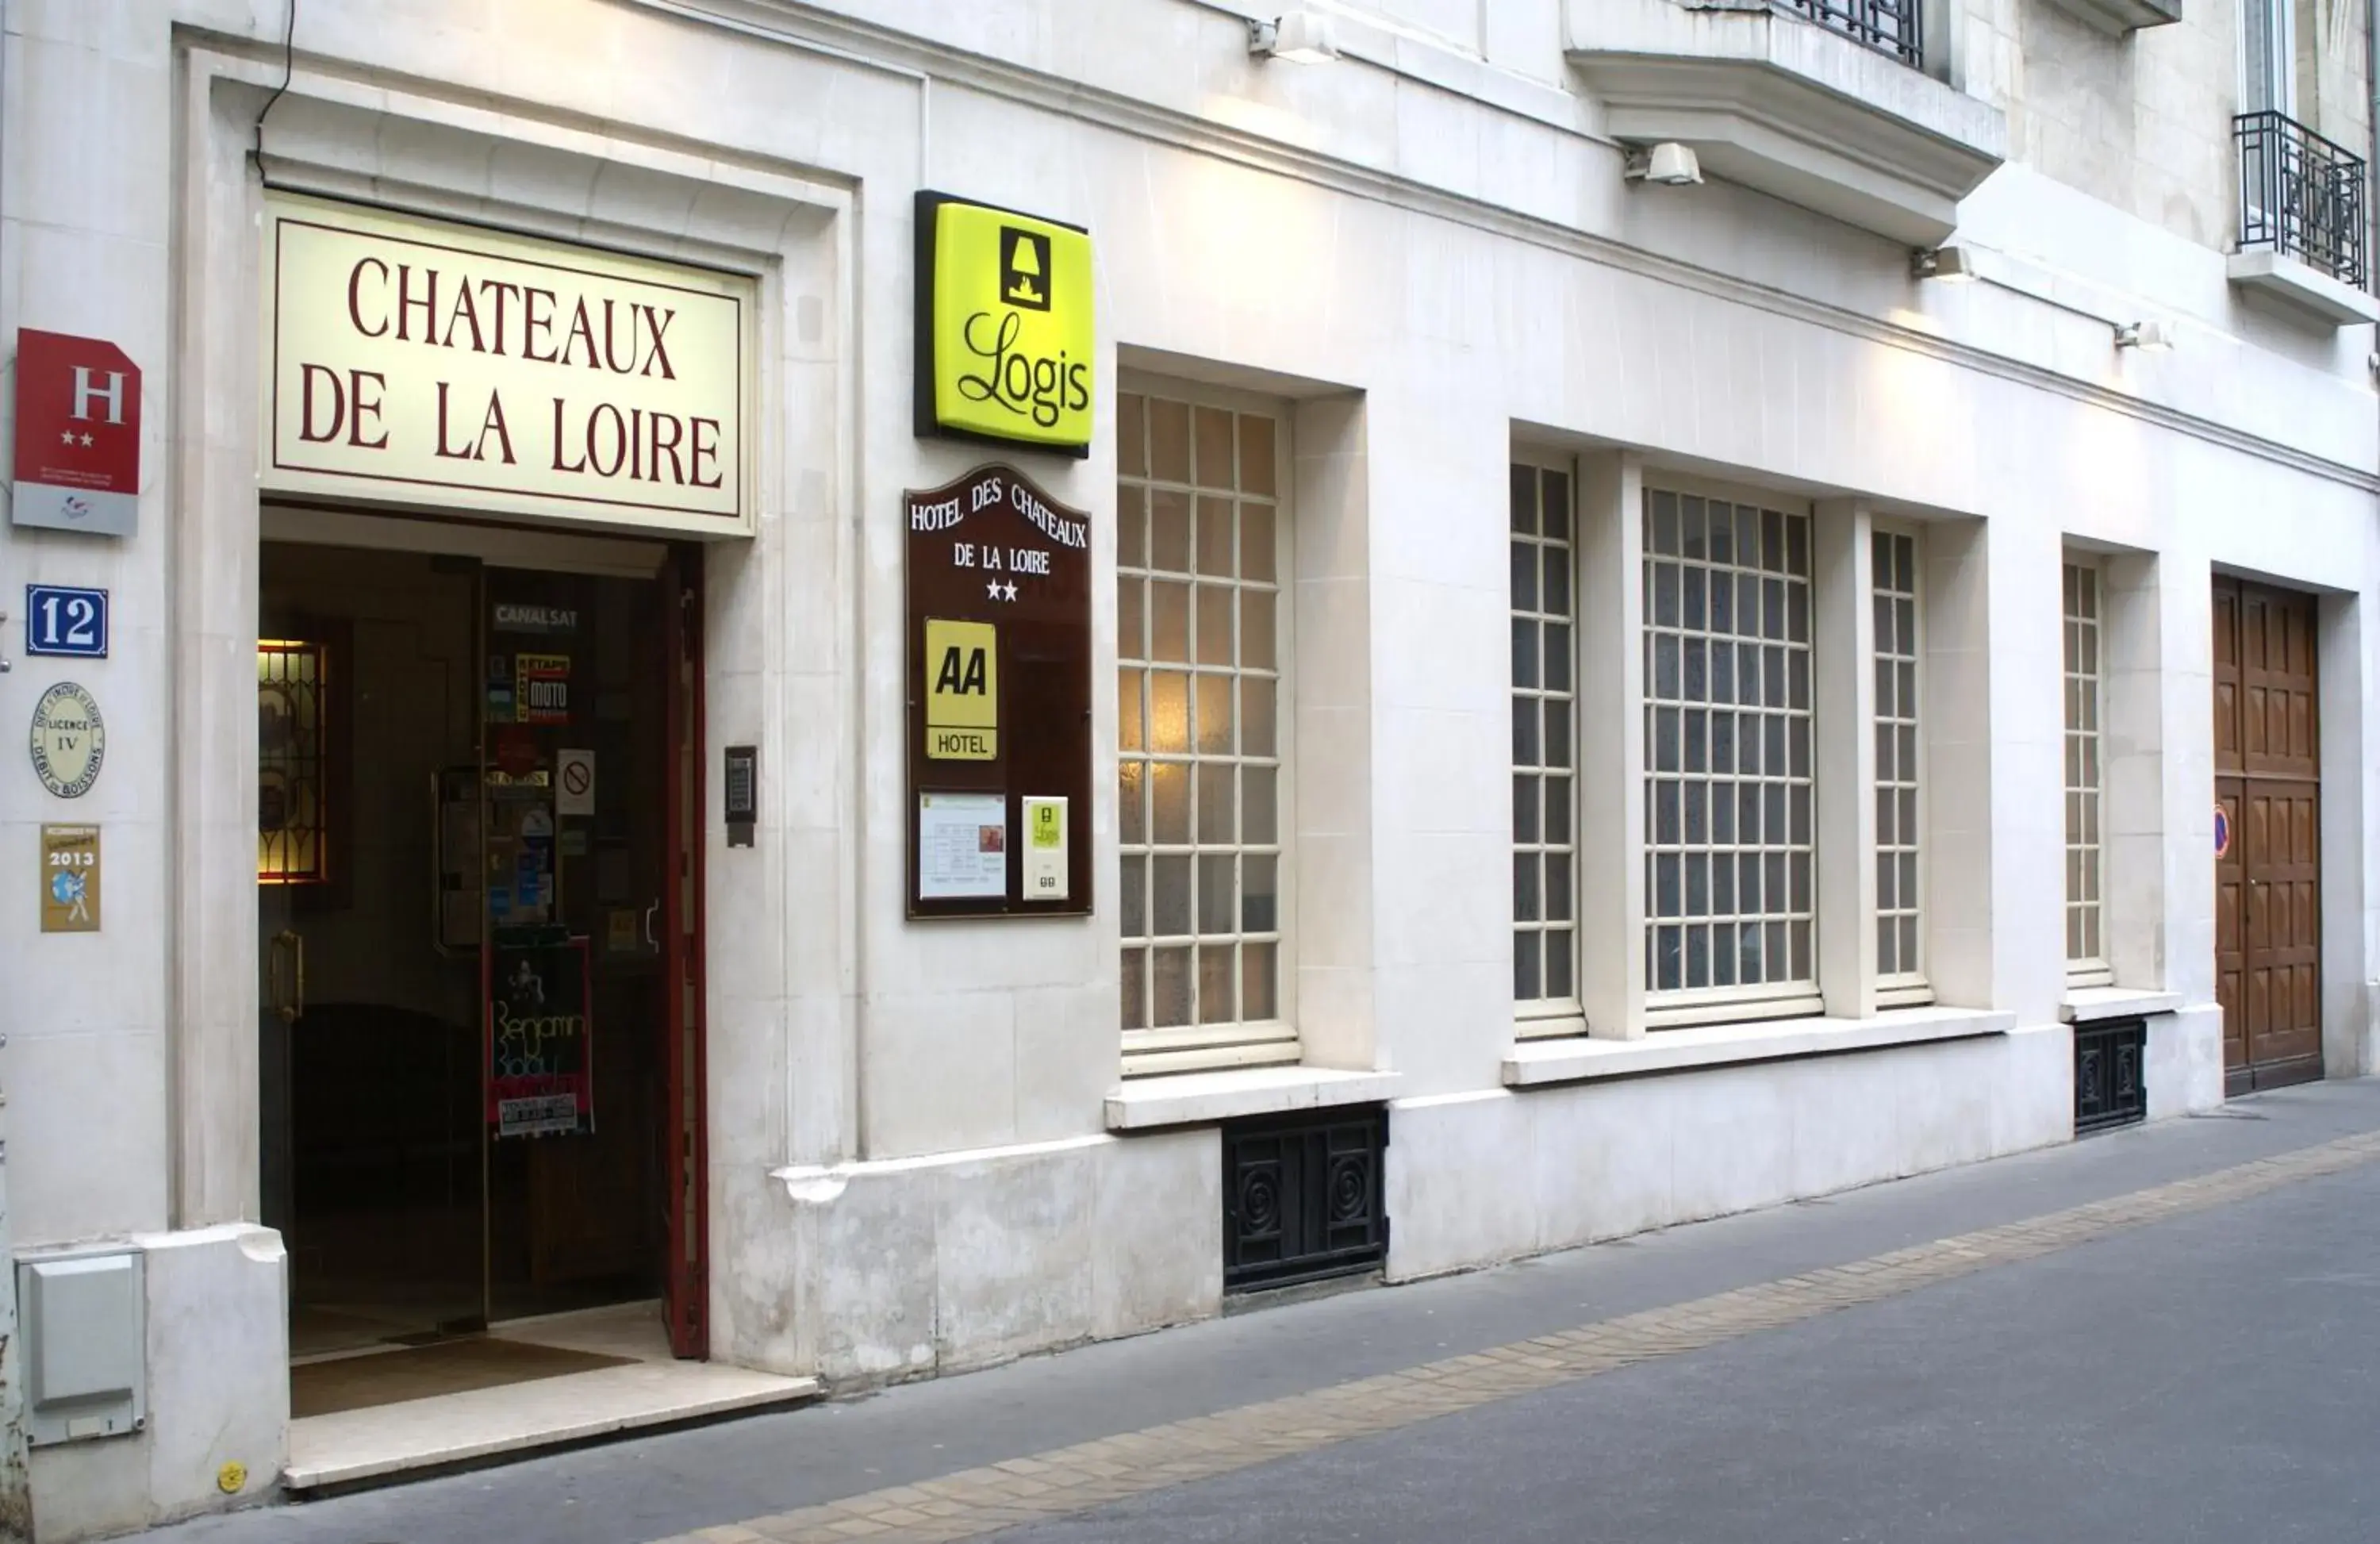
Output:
top-left (1643, 489), bottom-right (1817, 1019)
top-left (1512, 463), bottom-right (1580, 1028)
top-left (2063, 561), bottom-right (2109, 985)
top-left (1874, 529), bottom-right (1925, 996)
top-left (1119, 390), bottom-right (1293, 1074)
top-left (258, 639), bottom-right (332, 885)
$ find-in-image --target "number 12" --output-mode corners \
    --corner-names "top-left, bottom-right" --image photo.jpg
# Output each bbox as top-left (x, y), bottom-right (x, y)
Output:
top-left (29, 589), bottom-right (105, 654)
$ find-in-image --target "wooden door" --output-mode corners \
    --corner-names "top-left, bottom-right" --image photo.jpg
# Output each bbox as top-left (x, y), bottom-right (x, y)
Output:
top-left (2213, 578), bottom-right (2323, 1093)
top-left (2240, 781), bottom-right (2321, 1082)
top-left (662, 548), bottom-right (710, 1358)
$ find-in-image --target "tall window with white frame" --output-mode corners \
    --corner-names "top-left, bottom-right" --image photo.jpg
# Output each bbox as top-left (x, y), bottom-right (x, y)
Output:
top-left (1643, 488), bottom-right (1817, 1022)
top-left (2240, 0), bottom-right (2295, 116)
top-left (1117, 390), bottom-right (1292, 1074)
top-left (1874, 528), bottom-right (1927, 1001)
top-left (2063, 559), bottom-right (2109, 985)
top-left (1511, 463), bottom-right (1578, 1031)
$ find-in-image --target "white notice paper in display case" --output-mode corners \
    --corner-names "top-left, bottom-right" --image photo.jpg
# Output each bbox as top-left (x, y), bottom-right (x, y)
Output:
top-left (918, 791), bottom-right (1008, 900)
top-left (555, 748), bottom-right (596, 816)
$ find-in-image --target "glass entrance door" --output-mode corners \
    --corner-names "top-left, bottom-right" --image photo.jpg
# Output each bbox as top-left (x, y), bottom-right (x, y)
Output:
top-left (259, 545), bottom-right (487, 1357)
top-left (260, 540), bottom-right (685, 1362)
top-left (481, 567), bottom-right (672, 1325)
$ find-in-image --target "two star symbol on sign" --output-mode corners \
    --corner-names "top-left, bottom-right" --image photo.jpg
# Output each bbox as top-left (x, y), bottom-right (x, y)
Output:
top-left (58, 431), bottom-right (95, 448)
top-left (985, 579), bottom-right (1020, 602)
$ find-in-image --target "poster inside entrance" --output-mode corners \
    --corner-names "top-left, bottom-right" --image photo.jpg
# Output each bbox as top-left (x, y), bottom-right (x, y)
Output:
top-left (488, 927), bottom-right (593, 1139)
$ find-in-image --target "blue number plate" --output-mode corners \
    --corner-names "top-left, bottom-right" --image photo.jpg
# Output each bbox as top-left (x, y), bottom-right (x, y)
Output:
top-left (25, 585), bottom-right (109, 658)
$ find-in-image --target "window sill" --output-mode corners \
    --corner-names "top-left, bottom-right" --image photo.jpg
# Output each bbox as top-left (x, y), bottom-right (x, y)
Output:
top-left (2227, 250), bottom-right (2380, 329)
top-left (1104, 1065), bottom-right (1402, 1133)
top-left (1501, 1005), bottom-right (2014, 1089)
top-left (1645, 992), bottom-right (1826, 1031)
top-left (2060, 986), bottom-right (2181, 1024)
top-left (2036, 0), bottom-right (2181, 33)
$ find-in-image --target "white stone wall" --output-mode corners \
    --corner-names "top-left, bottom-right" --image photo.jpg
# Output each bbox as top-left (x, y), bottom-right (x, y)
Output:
top-left (0, 0), bottom-right (2368, 1536)
top-left (1975, 0), bottom-right (2375, 254)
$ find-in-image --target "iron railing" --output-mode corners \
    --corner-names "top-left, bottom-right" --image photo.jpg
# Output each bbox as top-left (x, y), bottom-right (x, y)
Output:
top-left (1776, 0), bottom-right (1923, 68)
top-left (2236, 109), bottom-right (2370, 290)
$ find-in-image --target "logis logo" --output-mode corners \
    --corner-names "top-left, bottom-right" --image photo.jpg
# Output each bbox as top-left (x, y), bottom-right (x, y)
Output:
top-left (1000, 228), bottom-right (1052, 311)
top-left (957, 225), bottom-right (1088, 430)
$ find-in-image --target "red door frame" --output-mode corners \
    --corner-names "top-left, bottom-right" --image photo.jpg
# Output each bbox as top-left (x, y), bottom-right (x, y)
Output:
top-left (663, 546), bottom-right (711, 1358)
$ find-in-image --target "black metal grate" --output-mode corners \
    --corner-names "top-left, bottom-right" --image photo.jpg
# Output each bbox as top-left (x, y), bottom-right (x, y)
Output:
top-left (2236, 110), bottom-right (2370, 290)
top-left (1777, 0), bottom-right (1922, 67)
top-left (1223, 1105), bottom-right (1388, 1292)
top-left (2075, 1018), bottom-right (2148, 1135)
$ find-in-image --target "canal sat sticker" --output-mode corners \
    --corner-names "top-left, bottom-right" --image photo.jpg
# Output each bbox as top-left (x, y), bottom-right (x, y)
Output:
top-left (29, 681), bottom-right (105, 797)
top-left (915, 192), bottom-right (1095, 456)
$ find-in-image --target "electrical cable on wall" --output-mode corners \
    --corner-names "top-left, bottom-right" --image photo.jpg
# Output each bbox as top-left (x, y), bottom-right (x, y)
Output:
top-left (251, 0), bottom-right (299, 179)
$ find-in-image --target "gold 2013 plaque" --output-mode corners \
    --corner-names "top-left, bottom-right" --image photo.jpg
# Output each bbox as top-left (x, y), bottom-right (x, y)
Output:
top-left (39, 824), bottom-right (101, 932)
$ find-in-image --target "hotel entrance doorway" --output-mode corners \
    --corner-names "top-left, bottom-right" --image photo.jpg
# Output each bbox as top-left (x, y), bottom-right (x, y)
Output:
top-left (255, 533), bottom-right (708, 1386)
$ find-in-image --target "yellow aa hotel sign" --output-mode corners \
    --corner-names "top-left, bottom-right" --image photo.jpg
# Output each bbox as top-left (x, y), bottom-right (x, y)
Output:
top-left (923, 618), bottom-right (999, 761)
top-left (916, 193), bottom-right (1095, 455)
top-left (263, 193), bottom-right (756, 537)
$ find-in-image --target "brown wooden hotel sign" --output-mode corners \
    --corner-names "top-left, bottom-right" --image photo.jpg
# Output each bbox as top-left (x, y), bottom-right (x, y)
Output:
top-left (905, 464), bottom-right (1092, 918)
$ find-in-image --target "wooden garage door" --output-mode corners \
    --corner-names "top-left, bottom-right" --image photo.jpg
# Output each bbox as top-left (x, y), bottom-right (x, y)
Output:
top-left (2213, 578), bottom-right (2322, 1094)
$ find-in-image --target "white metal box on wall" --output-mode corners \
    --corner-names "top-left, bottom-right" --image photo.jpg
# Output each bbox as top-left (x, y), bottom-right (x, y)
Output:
top-left (17, 1251), bottom-right (146, 1446)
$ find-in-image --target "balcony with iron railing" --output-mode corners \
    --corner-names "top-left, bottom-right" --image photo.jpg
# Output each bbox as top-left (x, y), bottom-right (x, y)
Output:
top-left (2228, 110), bottom-right (2379, 328)
top-left (1565, 0), bottom-right (2005, 245)
top-left (1775, 0), bottom-right (1921, 69)
top-left (2236, 112), bottom-right (2367, 289)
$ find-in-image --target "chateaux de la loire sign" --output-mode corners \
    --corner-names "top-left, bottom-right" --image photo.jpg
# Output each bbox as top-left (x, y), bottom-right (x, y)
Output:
top-left (263, 194), bottom-right (755, 537)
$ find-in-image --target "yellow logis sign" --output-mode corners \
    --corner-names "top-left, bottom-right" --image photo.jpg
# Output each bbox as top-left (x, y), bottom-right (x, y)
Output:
top-left (916, 193), bottom-right (1094, 455)
top-left (262, 194), bottom-right (755, 536)
top-left (924, 617), bottom-right (999, 760)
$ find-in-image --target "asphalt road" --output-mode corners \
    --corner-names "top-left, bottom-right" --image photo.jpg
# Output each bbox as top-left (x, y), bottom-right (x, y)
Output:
top-left (144, 1080), bottom-right (2380, 1544)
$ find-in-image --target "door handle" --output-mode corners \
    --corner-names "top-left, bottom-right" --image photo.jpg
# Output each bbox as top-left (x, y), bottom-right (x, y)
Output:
top-left (269, 929), bottom-right (305, 1024)
top-left (643, 901), bottom-right (660, 950)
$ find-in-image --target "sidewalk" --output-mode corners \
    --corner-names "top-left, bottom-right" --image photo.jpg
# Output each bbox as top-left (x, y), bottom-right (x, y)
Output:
top-left (144, 1081), bottom-right (2380, 1544)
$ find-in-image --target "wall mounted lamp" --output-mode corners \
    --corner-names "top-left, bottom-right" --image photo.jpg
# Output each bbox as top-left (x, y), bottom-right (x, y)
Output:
top-left (2114, 320), bottom-right (2175, 351)
top-left (1622, 142), bottom-right (1703, 186)
top-left (1910, 245), bottom-right (1977, 282)
top-left (1249, 10), bottom-right (1339, 63)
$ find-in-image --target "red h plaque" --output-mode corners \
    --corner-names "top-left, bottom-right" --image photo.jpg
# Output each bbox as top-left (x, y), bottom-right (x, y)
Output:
top-left (13, 329), bottom-right (141, 536)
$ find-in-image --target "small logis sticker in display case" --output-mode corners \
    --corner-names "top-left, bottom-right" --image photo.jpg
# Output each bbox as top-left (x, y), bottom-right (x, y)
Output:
top-left (905, 463), bottom-right (1091, 917)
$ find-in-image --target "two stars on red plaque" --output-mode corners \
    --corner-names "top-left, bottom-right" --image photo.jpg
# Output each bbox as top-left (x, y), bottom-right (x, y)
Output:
top-left (985, 580), bottom-right (1019, 602)
top-left (13, 328), bottom-right (142, 535)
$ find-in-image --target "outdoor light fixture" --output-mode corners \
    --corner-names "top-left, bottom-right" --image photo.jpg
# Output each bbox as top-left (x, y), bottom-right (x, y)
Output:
top-left (1622, 142), bottom-right (1703, 186)
top-left (1911, 245), bottom-right (1977, 282)
top-left (1249, 10), bottom-right (1338, 63)
top-left (2114, 320), bottom-right (2175, 351)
